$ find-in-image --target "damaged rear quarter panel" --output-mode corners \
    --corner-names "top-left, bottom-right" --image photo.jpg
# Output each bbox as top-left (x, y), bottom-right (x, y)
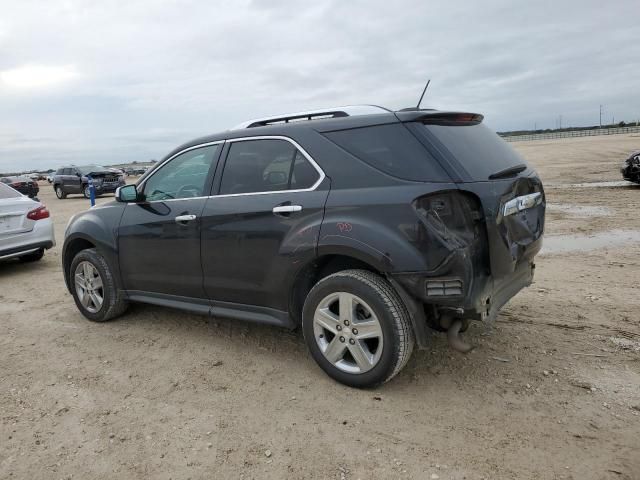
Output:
top-left (317, 183), bottom-right (462, 273)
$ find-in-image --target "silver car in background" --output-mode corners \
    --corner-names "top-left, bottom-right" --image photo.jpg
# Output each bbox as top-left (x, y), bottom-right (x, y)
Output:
top-left (0, 182), bottom-right (55, 262)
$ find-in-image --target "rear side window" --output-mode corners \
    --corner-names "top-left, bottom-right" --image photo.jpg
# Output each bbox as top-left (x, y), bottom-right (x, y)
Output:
top-left (421, 123), bottom-right (528, 180)
top-left (324, 124), bottom-right (449, 182)
top-left (219, 139), bottom-right (320, 195)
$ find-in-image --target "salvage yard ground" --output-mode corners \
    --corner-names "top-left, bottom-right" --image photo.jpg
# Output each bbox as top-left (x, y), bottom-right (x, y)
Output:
top-left (1, 134), bottom-right (639, 479)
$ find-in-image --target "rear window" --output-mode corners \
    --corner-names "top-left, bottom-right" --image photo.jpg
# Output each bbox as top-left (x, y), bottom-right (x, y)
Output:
top-left (421, 123), bottom-right (528, 180)
top-left (324, 124), bottom-right (450, 182)
top-left (0, 182), bottom-right (22, 198)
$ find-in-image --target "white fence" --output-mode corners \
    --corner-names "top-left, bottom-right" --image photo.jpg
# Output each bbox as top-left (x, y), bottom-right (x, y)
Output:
top-left (500, 125), bottom-right (640, 142)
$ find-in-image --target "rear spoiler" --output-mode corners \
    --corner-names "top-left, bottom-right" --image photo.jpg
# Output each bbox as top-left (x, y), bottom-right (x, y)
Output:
top-left (395, 110), bottom-right (484, 126)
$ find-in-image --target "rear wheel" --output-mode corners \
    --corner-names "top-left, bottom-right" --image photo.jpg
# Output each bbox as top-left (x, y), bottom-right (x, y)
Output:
top-left (70, 248), bottom-right (128, 322)
top-left (83, 184), bottom-right (91, 199)
top-left (55, 186), bottom-right (66, 199)
top-left (302, 269), bottom-right (414, 388)
top-left (19, 248), bottom-right (44, 262)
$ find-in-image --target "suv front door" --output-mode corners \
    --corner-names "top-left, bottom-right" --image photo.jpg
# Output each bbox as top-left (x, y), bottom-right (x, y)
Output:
top-left (201, 137), bottom-right (329, 317)
top-left (117, 143), bottom-right (222, 303)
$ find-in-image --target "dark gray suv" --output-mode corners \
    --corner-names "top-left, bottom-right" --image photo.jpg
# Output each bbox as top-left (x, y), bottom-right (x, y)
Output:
top-left (53, 165), bottom-right (125, 199)
top-left (62, 105), bottom-right (545, 387)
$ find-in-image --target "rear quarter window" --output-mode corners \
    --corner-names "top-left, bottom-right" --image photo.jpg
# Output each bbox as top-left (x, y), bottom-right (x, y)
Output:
top-left (323, 123), bottom-right (450, 182)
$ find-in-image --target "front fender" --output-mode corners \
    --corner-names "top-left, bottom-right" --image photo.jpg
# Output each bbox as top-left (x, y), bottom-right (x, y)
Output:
top-left (62, 203), bottom-right (125, 292)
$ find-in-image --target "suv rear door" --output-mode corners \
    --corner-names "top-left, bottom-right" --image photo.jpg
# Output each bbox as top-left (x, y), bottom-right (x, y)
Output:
top-left (200, 136), bottom-right (329, 316)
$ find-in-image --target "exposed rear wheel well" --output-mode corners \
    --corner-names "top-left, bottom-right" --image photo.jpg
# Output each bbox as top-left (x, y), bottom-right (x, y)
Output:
top-left (289, 255), bottom-right (380, 326)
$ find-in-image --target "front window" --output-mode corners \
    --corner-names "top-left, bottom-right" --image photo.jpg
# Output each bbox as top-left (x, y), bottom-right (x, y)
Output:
top-left (142, 144), bottom-right (221, 201)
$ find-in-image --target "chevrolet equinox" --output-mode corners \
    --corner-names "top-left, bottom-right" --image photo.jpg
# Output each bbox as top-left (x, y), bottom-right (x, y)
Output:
top-left (62, 105), bottom-right (545, 387)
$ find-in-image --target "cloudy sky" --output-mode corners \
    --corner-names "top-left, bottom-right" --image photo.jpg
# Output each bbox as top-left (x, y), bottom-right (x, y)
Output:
top-left (1, 0), bottom-right (638, 172)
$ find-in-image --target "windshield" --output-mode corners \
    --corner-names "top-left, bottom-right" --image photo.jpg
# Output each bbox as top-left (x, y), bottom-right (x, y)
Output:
top-left (420, 123), bottom-right (529, 180)
top-left (77, 165), bottom-right (109, 175)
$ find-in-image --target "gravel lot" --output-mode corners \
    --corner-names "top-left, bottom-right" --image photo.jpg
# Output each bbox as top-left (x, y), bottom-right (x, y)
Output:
top-left (1, 134), bottom-right (639, 479)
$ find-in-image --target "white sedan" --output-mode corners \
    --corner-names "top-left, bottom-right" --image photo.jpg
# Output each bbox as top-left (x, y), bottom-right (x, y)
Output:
top-left (0, 182), bottom-right (55, 262)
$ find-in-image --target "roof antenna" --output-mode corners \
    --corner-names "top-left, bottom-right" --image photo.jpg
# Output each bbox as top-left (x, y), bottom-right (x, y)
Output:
top-left (416, 79), bottom-right (431, 109)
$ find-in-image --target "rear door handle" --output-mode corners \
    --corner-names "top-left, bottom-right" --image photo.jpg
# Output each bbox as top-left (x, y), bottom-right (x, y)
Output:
top-left (272, 205), bottom-right (302, 214)
top-left (175, 214), bottom-right (197, 223)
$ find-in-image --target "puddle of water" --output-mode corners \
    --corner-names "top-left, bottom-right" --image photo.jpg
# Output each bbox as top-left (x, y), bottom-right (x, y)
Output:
top-left (546, 180), bottom-right (639, 189)
top-left (540, 229), bottom-right (640, 255)
top-left (546, 203), bottom-right (612, 217)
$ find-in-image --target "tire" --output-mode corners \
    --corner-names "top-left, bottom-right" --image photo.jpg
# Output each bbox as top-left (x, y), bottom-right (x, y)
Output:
top-left (302, 269), bottom-right (415, 388)
top-left (19, 248), bottom-right (44, 262)
top-left (83, 184), bottom-right (91, 199)
top-left (55, 186), bottom-right (66, 199)
top-left (69, 248), bottom-right (128, 322)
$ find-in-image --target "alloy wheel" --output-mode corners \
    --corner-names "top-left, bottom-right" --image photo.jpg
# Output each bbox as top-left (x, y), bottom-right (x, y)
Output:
top-left (74, 261), bottom-right (104, 313)
top-left (312, 292), bottom-right (384, 374)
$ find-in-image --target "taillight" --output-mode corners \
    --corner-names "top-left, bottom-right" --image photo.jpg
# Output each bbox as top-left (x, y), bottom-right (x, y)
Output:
top-left (27, 205), bottom-right (50, 221)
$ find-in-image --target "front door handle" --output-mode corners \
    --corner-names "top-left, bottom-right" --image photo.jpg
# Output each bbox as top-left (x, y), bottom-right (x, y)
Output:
top-left (175, 214), bottom-right (197, 223)
top-left (272, 205), bottom-right (302, 214)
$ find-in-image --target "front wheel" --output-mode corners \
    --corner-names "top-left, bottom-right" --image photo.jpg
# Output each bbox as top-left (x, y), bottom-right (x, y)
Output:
top-left (69, 248), bottom-right (128, 322)
top-left (302, 269), bottom-right (415, 388)
top-left (55, 186), bottom-right (66, 199)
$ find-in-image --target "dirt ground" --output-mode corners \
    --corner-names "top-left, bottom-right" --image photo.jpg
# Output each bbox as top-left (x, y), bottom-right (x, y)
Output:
top-left (1, 134), bottom-right (639, 480)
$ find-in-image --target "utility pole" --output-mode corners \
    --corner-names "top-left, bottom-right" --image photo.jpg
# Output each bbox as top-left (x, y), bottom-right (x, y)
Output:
top-left (599, 105), bottom-right (603, 128)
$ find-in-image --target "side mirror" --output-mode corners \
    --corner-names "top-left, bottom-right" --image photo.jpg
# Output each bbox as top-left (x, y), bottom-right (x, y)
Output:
top-left (116, 184), bottom-right (138, 203)
top-left (76, 172), bottom-right (82, 177)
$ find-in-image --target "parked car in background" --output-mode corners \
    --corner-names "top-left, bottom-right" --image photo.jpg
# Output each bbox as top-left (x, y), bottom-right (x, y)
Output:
top-left (621, 150), bottom-right (640, 184)
top-left (62, 105), bottom-right (545, 388)
top-left (0, 182), bottom-right (54, 262)
top-left (0, 176), bottom-right (39, 198)
top-left (47, 174), bottom-right (54, 183)
top-left (52, 165), bottom-right (126, 199)
top-left (125, 166), bottom-right (148, 176)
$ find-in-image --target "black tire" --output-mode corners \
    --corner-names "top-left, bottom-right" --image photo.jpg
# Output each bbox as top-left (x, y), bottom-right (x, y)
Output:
top-left (55, 185), bottom-right (66, 199)
top-left (83, 184), bottom-right (91, 199)
top-left (69, 248), bottom-right (128, 322)
top-left (19, 248), bottom-right (44, 262)
top-left (302, 269), bottom-right (415, 388)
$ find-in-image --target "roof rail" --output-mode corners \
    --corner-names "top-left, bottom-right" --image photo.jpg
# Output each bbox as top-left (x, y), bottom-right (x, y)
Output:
top-left (231, 105), bottom-right (392, 130)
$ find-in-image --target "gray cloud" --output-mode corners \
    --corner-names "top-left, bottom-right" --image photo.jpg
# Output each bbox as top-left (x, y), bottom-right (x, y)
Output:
top-left (0, 0), bottom-right (638, 171)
